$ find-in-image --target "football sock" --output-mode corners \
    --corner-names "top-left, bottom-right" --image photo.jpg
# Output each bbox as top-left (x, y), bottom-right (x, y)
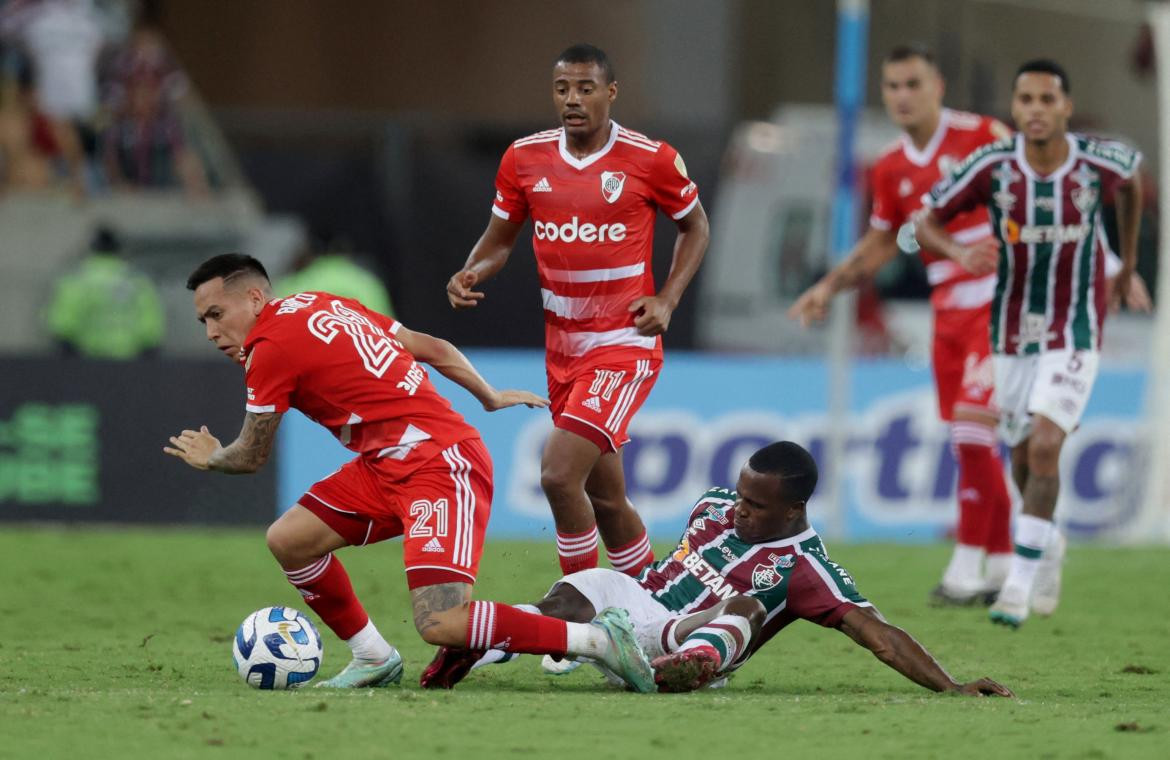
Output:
top-left (345, 620), bottom-right (394, 663)
top-left (606, 531), bottom-right (654, 577)
top-left (676, 615), bottom-right (752, 671)
top-left (942, 543), bottom-right (985, 591)
top-left (1003, 514), bottom-right (1053, 594)
top-left (952, 423), bottom-right (1003, 549)
top-left (556, 526), bottom-right (599, 575)
top-left (985, 552), bottom-right (1012, 590)
top-left (466, 601), bottom-right (569, 656)
top-left (283, 553), bottom-right (369, 641)
top-left (470, 604), bottom-right (540, 670)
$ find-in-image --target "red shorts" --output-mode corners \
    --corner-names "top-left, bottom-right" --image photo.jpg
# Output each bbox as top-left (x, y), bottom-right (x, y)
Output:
top-left (549, 358), bottom-right (661, 453)
top-left (932, 307), bottom-right (996, 422)
top-left (299, 437), bottom-right (492, 589)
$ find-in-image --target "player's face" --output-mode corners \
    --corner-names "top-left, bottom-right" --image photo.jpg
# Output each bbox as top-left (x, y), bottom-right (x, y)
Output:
top-left (553, 61), bottom-right (616, 139)
top-left (731, 465), bottom-right (799, 544)
top-left (1011, 72), bottom-right (1072, 144)
top-left (193, 277), bottom-right (266, 363)
top-left (880, 58), bottom-right (943, 130)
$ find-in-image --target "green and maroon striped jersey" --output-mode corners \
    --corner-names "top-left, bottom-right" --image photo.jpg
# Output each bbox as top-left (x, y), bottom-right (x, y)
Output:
top-left (926, 133), bottom-right (1140, 354)
top-left (638, 488), bottom-right (870, 656)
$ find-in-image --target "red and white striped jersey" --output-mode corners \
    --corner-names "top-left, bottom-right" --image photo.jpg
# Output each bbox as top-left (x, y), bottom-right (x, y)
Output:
top-left (242, 292), bottom-right (478, 478)
top-left (870, 109), bottom-right (1010, 311)
top-left (492, 121), bottom-right (699, 383)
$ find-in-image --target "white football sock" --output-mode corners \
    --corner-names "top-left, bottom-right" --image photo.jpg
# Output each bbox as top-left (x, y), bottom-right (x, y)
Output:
top-left (984, 553), bottom-right (1011, 589)
top-left (565, 622), bottom-right (610, 660)
top-left (942, 543), bottom-right (986, 590)
top-left (1002, 514), bottom-right (1053, 595)
top-left (345, 620), bottom-right (393, 662)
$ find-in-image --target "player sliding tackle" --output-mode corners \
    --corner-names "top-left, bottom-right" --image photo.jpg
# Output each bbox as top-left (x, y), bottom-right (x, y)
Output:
top-left (422, 442), bottom-right (1013, 697)
top-left (165, 254), bottom-right (658, 691)
top-left (915, 60), bottom-right (1143, 628)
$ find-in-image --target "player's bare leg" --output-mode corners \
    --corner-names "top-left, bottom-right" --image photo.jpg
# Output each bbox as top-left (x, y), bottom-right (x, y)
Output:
top-left (266, 505), bottom-right (402, 687)
top-left (586, 450), bottom-right (654, 576)
top-left (652, 596), bottom-right (765, 692)
top-left (933, 408), bottom-right (1010, 606)
top-left (991, 415), bottom-right (1065, 628)
top-left (415, 582), bottom-right (654, 692)
top-left (541, 429), bottom-right (605, 574)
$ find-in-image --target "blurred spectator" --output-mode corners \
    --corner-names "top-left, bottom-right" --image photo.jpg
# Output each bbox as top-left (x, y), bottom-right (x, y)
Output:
top-left (276, 245), bottom-right (395, 317)
top-left (99, 16), bottom-right (207, 194)
top-left (45, 226), bottom-right (165, 359)
top-left (0, 62), bottom-right (85, 195)
top-left (21, 0), bottom-right (104, 124)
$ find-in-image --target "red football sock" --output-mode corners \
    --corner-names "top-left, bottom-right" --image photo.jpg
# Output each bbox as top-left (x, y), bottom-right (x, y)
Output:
top-left (283, 554), bottom-right (368, 641)
top-left (466, 601), bottom-right (568, 656)
top-left (556, 526), bottom-right (599, 575)
top-left (952, 422), bottom-right (1011, 551)
top-left (606, 531), bottom-right (654, 577)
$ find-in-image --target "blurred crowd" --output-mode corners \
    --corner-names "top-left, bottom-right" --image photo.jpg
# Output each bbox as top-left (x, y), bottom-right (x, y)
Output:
top-left (0, 0), bottom-right (208, 199)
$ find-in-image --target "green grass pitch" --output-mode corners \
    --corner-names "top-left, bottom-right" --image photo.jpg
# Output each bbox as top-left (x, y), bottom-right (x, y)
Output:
top-left (1, 526), bottom-right (1167, 759)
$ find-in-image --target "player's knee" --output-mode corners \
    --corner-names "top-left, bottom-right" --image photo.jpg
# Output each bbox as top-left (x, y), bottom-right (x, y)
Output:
top-left (265, 522), bottom-right (297, 563)
top-left (540, 463), bottom-right (584, 500)
top-left (724, 596), bottom-right (766, 630)
top-left (1027, 428), bottom-right (1063, 472)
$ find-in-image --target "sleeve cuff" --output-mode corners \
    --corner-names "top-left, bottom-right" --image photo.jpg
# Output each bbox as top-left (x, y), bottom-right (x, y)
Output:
top-left (670, 195), bottom-right (700, 220)
top-left (491, 205), bottom-right (511, 220)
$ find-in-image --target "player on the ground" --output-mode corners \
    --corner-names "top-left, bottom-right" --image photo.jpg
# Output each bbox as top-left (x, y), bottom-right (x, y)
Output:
top-left (446, 43), bottom-right (709, 580)
top-left (164, 254), bottom-right (658, 691)
top-left (916, 60), bottom-right (1142, 628)
top-left (789, 45), bottom-right (1016, 606)
top-left (421, 442), bottom-right (1014, 697)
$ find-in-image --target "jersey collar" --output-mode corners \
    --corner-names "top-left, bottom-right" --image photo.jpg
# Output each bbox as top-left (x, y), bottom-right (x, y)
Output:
top-left (1014, 132), bottom-right (1078, 182)
top-left (901, 108), bottom-right (951, 168)
top-left (745, 524), bottom-right (820, 550)
top-left (558, 119), bottom-right (620, 170)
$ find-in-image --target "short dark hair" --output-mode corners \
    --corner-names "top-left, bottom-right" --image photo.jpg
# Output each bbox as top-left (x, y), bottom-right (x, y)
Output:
top-left (884, 43), bottom-right (937, 68)
top-left (748, 441), bottom-right (819, 504)
top-left (555, 43), bottom-right (615, 83)
top-left (1015, 58), bottom-right (1070, 94)
top-left (186, 253), bottom-right (270, 291)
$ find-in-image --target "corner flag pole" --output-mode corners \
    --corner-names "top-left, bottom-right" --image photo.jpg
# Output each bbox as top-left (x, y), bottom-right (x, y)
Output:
top-left (824, 0), bottom-right (869, 539)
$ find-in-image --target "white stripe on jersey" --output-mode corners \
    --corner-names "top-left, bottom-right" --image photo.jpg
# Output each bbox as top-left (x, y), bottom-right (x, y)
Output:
top-left (491, 205), bottom-right (511, 221)
top-left (540, 289), bottom-right (626, 320)
top-left (792, 544), bottom-right (874, 608)
top-left (617, 128), bottom-right (660, 148)
top-left (543, 262), bottom-right (645, 283)
top-left (615, 136), bottom-right (658, 153)
top-left (246, 403), bottom-right (276, 413)
top-left (671, 196), bottom-right (700, 220)
top-left (549, 327), bottom-right (656, 357)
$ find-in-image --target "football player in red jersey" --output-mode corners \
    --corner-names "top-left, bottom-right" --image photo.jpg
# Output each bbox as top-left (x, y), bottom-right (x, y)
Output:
top-left (447, 44), bottom-right (709, 581)
top-left (164, 254), bottom-right (660, 691)
top-left (421, 441), bottom-right (1013, 697)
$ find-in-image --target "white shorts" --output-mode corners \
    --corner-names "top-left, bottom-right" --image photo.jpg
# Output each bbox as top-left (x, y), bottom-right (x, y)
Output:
top-left (993, 349), bottom-right (1100, 446)
top-left (554, 568), bottom-right (673, 659)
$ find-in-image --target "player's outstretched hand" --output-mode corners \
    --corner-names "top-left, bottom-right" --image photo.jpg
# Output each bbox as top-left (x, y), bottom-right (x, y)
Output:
top-left (959, 238), bottom-right (999, 276)
top-left (164, 425), bottom-right (222, 470)
top-left (447, 270), bottom-right (484, 309)
top-left (629, 295), bottom-right (673, 336)
top-left (787, 281), bottom-right (832, 327)
top-left (953, 678), bottom-right (1014, 697)
top-left (483, 389), bottom-right (550, 412)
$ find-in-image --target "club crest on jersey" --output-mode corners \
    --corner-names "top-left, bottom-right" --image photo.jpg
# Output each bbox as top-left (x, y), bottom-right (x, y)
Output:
top-left (751, 553), bottom-right (795, 590)
top-left (601, 171), bottom-right (626, 203)
top-left (1071, 163), bottom-right (1100, 213)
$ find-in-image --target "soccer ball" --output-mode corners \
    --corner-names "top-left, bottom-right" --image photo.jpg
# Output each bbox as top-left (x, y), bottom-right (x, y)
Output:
top-left (232, 606), bottom-right (323, 689)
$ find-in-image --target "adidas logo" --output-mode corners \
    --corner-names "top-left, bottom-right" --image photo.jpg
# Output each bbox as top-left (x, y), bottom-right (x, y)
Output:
top-left (533, 177), bottom-right (552, 193)
top-left (422, 537), bottom-right (444, 553)
top-left (582, 396), bottom-right (602, 412)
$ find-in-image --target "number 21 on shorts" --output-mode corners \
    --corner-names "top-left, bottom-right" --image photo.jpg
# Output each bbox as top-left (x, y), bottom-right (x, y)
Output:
top-left (408, 499), bottom-right (449, 537)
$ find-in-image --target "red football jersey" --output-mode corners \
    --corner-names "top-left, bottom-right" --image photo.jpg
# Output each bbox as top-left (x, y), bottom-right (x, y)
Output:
top-left (869, 108), bottom-right (1010, 311)
top-left (242, 292), bottom-right (478, 477)
top-left (492, 121), bottom-right (699, 383)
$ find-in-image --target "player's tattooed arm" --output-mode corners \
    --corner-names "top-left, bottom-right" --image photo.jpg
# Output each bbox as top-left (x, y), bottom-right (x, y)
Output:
top-left (189, 412), bottom-right (283, 474)
top-left (205, 412), bottom-right (282, 473)
top-left (838, 607), bottom-right (1013, 697)
top-left (410, 582), bottom-right (471, 640)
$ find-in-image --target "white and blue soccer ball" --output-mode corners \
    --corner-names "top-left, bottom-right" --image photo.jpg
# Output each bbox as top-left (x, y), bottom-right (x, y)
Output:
top-left (232, 606), bottom-right (323, 689)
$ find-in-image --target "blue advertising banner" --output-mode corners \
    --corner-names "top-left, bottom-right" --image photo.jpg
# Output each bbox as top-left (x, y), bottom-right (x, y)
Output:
top-left (276, 350), bottom-right (1146, 541)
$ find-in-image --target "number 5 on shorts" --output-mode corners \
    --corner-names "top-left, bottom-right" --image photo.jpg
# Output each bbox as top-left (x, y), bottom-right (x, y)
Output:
top-left (408, 499), bottom-right (449, 538)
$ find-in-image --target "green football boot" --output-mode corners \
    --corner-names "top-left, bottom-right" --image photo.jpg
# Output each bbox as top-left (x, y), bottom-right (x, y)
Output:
top-left (315, 648), bottom-right (403, 688)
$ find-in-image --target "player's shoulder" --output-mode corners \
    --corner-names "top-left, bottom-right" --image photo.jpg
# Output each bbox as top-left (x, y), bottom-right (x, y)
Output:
top-left (872, 139), bottom-right (907, 170)
top-left (945, 109), bottom-right (988, 131)
top-left (614, 124), bottom-right (665, 155)
top-left (947, 134), bottom-right (1015, 177)
top-left (510, 128), bottom-right (562, 153)
top-left (696, 486), bottom-right (736, 504)
top-left (1076, 133), bottom-right (1141, 173)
